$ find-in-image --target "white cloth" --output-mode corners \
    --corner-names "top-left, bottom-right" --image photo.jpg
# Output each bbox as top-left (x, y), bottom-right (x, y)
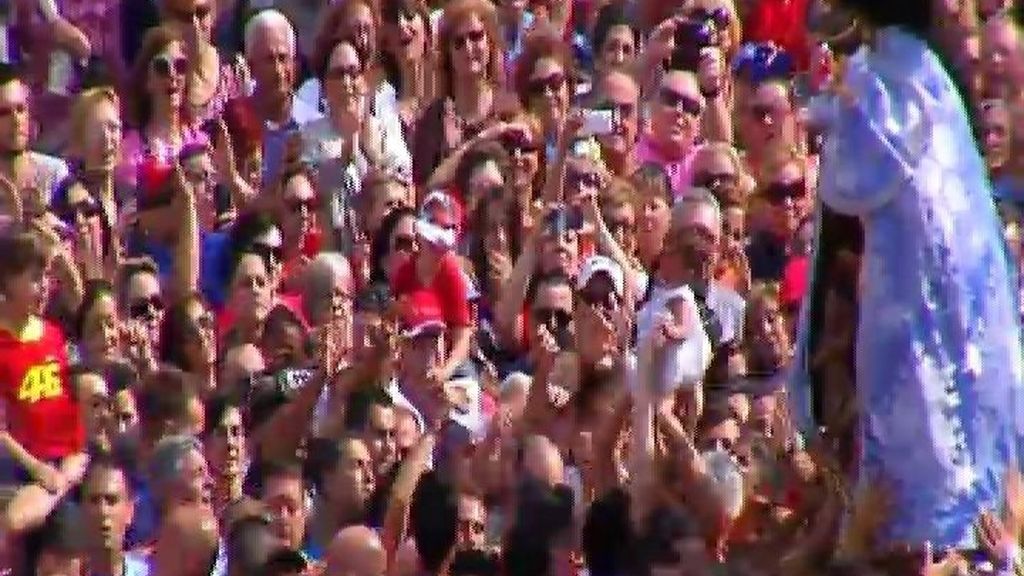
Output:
top-left (635, 285), bottom-right (713, 394)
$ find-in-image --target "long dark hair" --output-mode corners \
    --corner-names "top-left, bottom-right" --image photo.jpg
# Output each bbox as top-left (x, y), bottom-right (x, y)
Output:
top-left (468, 196), bottom-right (522, 304)
top-left (369, 206), bottom-right (417, 284)
top-left (379, 0), bottom-right (433, 95)
top-left (159, 293), bottom-right (208, 374)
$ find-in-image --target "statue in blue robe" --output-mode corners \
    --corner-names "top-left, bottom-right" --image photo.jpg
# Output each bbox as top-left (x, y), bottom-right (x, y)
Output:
top-left (790, 25), bottom-right (1024, 548)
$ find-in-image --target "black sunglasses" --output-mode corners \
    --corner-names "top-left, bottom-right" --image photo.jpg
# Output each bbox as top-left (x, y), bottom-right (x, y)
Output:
top-left (452, 28), bottom-right (485, 50)
top-left (762, 180), bottom-right (805, 204)
top-left (325, 63), bottom-right (363, 81)
top-left (286, 196), bottom-right (317, 214)
top-left (529, 72), bottom-right (566, 95)
top-left (502, 131), bottom-right (538, 155)
top-left (532, 308), bottom-right (572, 330)
top-left (64, 200), bottom-right (101, 222)
top-left (658, 88), bottom-right (702, 116)
top-left (129, 295), bottom-right (165, 320)
top-left (151, 55), bottom-right (188, 78)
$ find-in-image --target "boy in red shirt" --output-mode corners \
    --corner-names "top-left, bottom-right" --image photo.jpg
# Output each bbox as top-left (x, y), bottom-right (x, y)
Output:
top-left (0, 232), bottom-right (87, 532)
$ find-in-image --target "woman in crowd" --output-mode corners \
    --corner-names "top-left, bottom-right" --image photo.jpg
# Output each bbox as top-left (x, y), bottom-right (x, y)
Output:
top-left (380, 0), bottom-right (436, 137)
top-left (121, 26), bottom-right (206, 188)
top-left (412, 0), bottom-right (513, 187)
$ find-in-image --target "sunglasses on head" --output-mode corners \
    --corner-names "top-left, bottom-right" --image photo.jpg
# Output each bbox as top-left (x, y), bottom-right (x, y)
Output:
top-left (529, 72), bottom-right (566, 95)
top-left (129, 295), bottom-right (165, 320)
top-left (762, 180), bottom-right (805, 204)
top-left (151, 55), bottom-right (188, 78)
top-left (452, 28), bottom-right (486, 50)
top-left (658, 88), bottom-right (702, 116)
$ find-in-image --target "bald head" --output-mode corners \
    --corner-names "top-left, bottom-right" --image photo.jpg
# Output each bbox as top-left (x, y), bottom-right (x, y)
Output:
top-left (153, 504), bottom-right (219, 576)
top-left (244, 9), bottom-right (296, 58)
top-left (324, 526), bottom-right (386, 576)
top-left (521, 434), bottom-right (564, 487)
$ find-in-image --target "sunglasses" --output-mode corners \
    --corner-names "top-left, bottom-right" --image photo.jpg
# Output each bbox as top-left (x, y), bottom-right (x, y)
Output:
top-left (451, 28), bottom-right (486, 50)
top-left (532, 307), bottom-right (573, 329)
top-left (391, 234), bottom-right (416, 253)
top-left (606, 218), bottom-right (635, 236)
top-left (286, 196), bottom-right (317, 213)
top-left (325, 63), bottom-right (363, 81)
top-left (602, 100), bottom-right (636, 119)
top-left (252, 243), bottom-right (283, 266)
top-left (529, 72), bottom-right (566, 95)
top-left (762, 180), bottom-right (805, 204)
top-left (64, 200), bottom-right (101, 221)
top-left (658, 88), bottom-right (702, 116)
top-left (567, 171), bottom-right (601, 189)
top-left (688, 6), bottom-right (731, 28)
top-left (693, 171), bottom-right (738, 191)
top-left (129, 295), bottom-right (165, 320)
top-left (171, 3), bottom-right (212, 21)
top-left (151, 55), bottom-right (188, 78)
top-left (502, 132), bottom-right (538, 155)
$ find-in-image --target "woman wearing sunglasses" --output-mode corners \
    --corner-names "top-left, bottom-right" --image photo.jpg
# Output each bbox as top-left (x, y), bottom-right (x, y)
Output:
top-left (121, 26), bottom-right (207, 190)
top-left (514, 27), bottom-right (573, 156)
top-left (301, 38), bottom-right (411, 253)
top-left (413, 0), bottom-right (513, 188)
top-left (159, 0), bottom-right (247, 127)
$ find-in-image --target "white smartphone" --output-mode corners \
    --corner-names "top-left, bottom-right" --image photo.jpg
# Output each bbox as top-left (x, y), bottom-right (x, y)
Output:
top-left (579, 108), bottom-right (615, 137)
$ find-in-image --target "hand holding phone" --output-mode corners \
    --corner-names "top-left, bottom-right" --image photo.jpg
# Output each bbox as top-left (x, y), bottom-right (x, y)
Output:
top-left (579, 108), bottom-right (615, 137)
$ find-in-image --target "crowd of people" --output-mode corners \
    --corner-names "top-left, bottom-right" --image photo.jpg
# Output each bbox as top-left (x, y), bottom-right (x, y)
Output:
top-left (0, 0), bottom-right (1019, 574)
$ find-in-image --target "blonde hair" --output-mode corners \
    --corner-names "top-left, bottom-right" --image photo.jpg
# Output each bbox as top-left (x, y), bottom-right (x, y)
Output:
top-left (693, 141), bottom-right (756, 200)
top-left (68, 87), bottom-right (119, 157)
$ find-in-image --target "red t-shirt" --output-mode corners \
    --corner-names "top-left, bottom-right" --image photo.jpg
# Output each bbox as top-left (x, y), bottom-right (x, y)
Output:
top-left (0, 318), bottom-right (84, 460)
top-left (744, 0), bottom-right (812, 70)
top-left (391, 253), bottom-right (472, 328)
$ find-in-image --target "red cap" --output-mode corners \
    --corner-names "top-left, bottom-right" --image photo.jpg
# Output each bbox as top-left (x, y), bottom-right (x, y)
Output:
top-left (400, 291), bottom-right (446, 338)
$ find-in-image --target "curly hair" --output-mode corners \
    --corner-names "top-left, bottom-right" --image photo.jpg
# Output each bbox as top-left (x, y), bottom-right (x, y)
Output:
top-left (436, 0), bottom-right (505, 96)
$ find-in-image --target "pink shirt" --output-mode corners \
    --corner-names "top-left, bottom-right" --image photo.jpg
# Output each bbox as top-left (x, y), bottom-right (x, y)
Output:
top-left (635, 133), bottom-right (699, 198)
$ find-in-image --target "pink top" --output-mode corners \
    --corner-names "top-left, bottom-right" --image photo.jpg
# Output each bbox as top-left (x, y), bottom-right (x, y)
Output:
top-left (635, 133), bottom-right (699, 198)
top-left (117, 125), bottom-right (209, 188)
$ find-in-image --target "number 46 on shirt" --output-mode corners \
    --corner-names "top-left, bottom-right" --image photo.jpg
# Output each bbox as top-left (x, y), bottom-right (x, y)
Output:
top-left (17, 361), bottom-right (62, 404)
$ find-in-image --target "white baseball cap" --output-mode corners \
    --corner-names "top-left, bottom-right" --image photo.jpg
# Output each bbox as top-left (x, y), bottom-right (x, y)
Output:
top-left (576, 255), bottom-right (624, 297)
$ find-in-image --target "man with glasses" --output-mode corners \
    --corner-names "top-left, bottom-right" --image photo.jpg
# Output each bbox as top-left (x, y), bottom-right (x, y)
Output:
top-left (636, 70), bottom-right (705, 197)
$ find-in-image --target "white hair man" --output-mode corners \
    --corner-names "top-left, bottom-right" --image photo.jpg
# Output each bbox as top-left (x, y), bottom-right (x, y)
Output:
top-left (240, 9), bottom-right (322, 185)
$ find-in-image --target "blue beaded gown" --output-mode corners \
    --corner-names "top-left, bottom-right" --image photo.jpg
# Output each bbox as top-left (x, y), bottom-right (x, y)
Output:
top-left (791, 26), bottom-right (1024, 548)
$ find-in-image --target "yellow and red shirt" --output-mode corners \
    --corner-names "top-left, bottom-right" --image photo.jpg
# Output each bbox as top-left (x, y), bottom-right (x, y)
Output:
top-left (0, 317), bottom-right (83, 460)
